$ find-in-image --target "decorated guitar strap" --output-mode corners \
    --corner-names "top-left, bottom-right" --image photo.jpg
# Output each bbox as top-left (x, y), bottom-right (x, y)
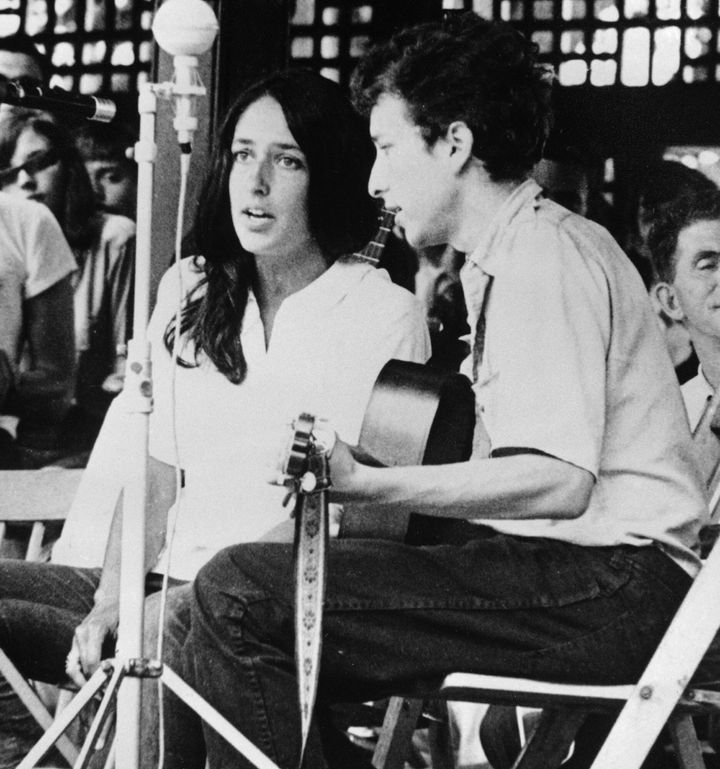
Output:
top-left (285, 414), bottom-right (334, 763)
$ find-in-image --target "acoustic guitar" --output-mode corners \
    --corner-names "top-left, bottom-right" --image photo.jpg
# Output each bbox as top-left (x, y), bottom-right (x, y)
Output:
top-left (278, 212), bottom-right (478, 752)
top-left (288, 208), bottom-right (479, 539)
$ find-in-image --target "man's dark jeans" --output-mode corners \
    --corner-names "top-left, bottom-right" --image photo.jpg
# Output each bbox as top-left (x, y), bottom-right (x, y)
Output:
top-left (184, 525), bottom-right (691, 769)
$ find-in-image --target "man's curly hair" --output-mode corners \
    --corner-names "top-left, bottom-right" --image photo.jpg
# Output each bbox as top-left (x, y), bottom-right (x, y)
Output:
top-left (350, 13), bottom-right (554, 181)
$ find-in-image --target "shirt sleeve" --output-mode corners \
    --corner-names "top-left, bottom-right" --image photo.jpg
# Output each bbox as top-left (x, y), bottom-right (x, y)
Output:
top-left (147, 262), bottom-right (189, 466)
top-left (23, 203), bottom-right (77, 298)
top-left (480, 219), bottom-right (611, 476)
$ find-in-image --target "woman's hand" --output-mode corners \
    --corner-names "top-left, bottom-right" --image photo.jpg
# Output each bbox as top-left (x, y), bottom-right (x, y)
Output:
top-left (66, 599), bottom-right (119, 686)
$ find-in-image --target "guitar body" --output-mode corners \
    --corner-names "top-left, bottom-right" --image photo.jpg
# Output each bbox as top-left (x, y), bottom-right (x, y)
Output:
top-left (339, 359), bottom-right (477, 540)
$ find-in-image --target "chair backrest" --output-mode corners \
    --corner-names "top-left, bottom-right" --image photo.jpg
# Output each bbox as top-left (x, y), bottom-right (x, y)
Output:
top-left (0, 468), bottom-right (82, 559)
top-left (589, 501), bottom-right (720, 768)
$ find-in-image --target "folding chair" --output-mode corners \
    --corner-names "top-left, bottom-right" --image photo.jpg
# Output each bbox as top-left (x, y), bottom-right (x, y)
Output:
top-left (371, 389), bottom-right (720, 769)
top-left (0, 399), bottom-right (128, 767)
top-left (373, 532), bottom-right (720, 769)
top-left (0, 467), bottom-right (84, 767)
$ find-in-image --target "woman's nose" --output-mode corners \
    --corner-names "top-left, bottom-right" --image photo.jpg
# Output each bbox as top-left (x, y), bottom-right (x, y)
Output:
top-left (251, 159), bottom-right (270, 195)
top-left (17, 169), bottom-right (36, 190)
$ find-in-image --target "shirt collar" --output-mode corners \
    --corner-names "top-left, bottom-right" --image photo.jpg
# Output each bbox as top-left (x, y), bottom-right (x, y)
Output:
top-left (280, 258), bottom-right (379, 313)
top-left (697, 364), bottom-right (716, 398)
top-left (465, 179), bottom-right (543, 277)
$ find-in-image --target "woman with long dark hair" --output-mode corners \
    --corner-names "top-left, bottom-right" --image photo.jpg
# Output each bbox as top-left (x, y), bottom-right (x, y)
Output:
top-left (0, 69), bottom-right (429, 768)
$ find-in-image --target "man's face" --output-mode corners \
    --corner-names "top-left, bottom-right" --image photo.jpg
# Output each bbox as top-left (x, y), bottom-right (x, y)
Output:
top-left (0, 51), bottom-right (43, 118)
top-left (0, 50), bottom-right (42, 83)
top-left (84, 159), bottom-right (136, 218)
top-left (368, 94), bottom-right (457, 249)
top-left (670, 218), bottom-right (720, 344)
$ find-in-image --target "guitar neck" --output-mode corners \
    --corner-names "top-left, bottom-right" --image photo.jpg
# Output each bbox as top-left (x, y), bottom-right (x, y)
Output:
top-left (353, 209), bottom-right (395, 265)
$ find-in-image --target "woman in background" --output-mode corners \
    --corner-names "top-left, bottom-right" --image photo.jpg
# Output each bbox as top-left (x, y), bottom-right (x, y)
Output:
top-left (0, 111), bottom-right (134, 457)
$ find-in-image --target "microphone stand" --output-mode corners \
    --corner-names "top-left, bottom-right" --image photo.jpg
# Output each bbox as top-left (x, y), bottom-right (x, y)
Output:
top-left (17, 69), bottom-right (280, 769)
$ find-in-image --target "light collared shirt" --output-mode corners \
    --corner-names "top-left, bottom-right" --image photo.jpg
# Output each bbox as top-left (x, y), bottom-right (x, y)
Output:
top-left (682, 367), bottom-right (715, 431)
top-left (53, 257), bottom-right (430, 579)
top-left (460, 180), bottom-right (707, 576)
top-left (0, 193), bottom-right (76, 363)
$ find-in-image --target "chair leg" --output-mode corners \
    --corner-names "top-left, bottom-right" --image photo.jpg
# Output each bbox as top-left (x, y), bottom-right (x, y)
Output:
top-left (668, 714), bottom-right (705, 769)
top-left (0, 649), bottom-right (80, 766)
top-left (372, 697), bottom-right (424, 769)
top-left (427, 701), bottom-right (455, 769)
top-left (513, 708), bottom-right (588, 769)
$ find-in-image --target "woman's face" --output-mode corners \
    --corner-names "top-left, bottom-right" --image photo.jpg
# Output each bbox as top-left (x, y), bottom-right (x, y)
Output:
top-left (0, 127), bottom-right (64, 218)
top-left (228, 96), bottom-right (315, 262)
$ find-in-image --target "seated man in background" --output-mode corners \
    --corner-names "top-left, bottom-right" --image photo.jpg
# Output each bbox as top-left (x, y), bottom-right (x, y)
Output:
top-left (649, 188), bottom-right (720, 428)
top-left (0, 192), bottom-right (76, 468)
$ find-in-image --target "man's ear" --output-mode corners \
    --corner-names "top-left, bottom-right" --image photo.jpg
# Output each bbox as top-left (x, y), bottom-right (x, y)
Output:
top-left (653, 280), bottom-right (685, 322)
top-left (445, 121), bottom-right (474, 170)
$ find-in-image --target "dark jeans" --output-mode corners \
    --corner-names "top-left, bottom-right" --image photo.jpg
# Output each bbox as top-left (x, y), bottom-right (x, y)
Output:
top-left (0, 560), bottom-right (187, 769)
top-left (184, 525), bottom-right (691, 769)
top-left (0, 561), bottom-right (100, 769)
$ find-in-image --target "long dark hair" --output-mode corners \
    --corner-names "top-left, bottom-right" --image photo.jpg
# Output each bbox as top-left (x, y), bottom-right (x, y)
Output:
top-left (0, 110), bottom-right (98, 251)
top-left (165, 68), bottom-right (377, 384)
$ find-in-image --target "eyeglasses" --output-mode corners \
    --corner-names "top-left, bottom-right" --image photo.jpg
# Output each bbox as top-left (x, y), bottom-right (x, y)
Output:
top-left (0, 149), bottom-right (59, 186)
top-left (0, 75), bottom-right (43, 94)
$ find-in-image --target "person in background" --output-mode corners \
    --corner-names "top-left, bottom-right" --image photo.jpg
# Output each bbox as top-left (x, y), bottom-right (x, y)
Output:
top-left (0, 192), bottom-right (75, 468)
top-left (0, 33), bottom-right (48, 90)
top-left (649, 188), bottom-right (720, 429)
top-left (0, 110), bottom-right (134, 460)
top-left (75, 122), bottom-right (138, 221)
top-left (628, 160), bottom-right (718, 383)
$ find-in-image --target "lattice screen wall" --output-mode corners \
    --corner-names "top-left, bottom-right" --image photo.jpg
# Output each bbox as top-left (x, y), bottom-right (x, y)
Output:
top-left (0, 0), bottom-right (154, 93)
top-left (0, 0), bottom-right (717, 96)
top-left (288, 0), bottom-right (720, 87)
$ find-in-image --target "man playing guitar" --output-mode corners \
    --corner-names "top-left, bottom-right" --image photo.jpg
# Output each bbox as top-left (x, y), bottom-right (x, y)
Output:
top-left (184, 14), bottom-right (708, 769)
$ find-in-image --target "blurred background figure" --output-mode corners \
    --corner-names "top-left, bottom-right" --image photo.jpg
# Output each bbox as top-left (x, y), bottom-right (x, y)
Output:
top-left (534, 154), bottom-right (589, 216)
top-left (0, 32), bottom-right (48, 86)
top-left (0, 111), bottom-right (134, 462)
top-left (0, 192), bottom-right (76, 468)
top-left (533, 143), bottom-right (619, 236)
top-left (75, 121), bottom-right (138, 221)
top-left (628, 159), bottom-right (718, 287)
top-left (0, 34), bottom-right (50, 120)
top-left (628, 160), bottom-right (718, 383)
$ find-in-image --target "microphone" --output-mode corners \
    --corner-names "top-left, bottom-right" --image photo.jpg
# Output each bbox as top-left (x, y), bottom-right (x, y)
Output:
top-left (0, 80), bottom-right (116, 122)
top-left (152, 0), bottom-right (218, 149)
